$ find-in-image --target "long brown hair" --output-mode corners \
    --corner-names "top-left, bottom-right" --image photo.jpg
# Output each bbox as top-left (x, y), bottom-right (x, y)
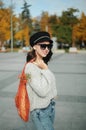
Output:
top-left (26, 49), bottom-right (53, 64)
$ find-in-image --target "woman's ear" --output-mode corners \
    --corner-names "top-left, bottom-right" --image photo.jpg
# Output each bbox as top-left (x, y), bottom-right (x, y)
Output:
top-left (33, 45), bottom-right (36, 50)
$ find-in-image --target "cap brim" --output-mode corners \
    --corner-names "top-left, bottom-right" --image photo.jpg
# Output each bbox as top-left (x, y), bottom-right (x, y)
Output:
top-left (35, 37), bottom-right (53, 44)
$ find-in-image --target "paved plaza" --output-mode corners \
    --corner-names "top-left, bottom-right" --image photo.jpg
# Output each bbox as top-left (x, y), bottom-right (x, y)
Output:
top-left (0, 51), bottom-right (86, 130)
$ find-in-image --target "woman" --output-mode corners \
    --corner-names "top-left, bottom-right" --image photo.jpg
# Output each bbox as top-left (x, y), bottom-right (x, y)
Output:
top-left (25, 31), bottom-right (57, 130)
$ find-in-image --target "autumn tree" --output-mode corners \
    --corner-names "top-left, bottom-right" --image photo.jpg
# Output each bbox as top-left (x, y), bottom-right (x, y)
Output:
top-left (73, 12), bottom-right (86, 48)
top-left (40, 12), bottom-right (49, 31)
top-left (0, 8), bottom-right (11, 46)
top-left (0, 0), bottom-right (21, 49)
top-left (48, 14), bottom-right (60, 37)
top-left (14, 15), bottom-right (31, 47)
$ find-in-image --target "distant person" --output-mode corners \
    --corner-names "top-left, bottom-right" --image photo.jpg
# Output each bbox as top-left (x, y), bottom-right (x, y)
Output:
top-left (25, 31), bottom-right (57, 130)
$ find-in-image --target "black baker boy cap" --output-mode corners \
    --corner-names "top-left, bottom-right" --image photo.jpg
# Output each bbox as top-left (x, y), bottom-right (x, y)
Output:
top-left (30, 31), bottom-right (53, 47)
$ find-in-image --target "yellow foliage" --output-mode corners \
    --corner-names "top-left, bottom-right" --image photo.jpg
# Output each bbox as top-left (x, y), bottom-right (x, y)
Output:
top-left (14, 30), bottom-right (23, 40)
top-left (40, 11), bottom-right (53, 36)
top-left (0, 8), bottom-right (11, 42)
top-left (14, 25), bottom-right (30, 46)
top-left (73, 12), bottom-right (86, 41)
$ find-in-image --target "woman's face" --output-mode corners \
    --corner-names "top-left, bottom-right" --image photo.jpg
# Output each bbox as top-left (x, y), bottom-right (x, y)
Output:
top-left (33, 41), bottom-right (52, 58)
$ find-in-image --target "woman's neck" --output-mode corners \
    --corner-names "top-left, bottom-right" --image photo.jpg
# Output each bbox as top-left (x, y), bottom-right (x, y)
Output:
top-left (35, 52), bottom-right (43, 63)
top-left (35, 57), bottom-right (43, 64)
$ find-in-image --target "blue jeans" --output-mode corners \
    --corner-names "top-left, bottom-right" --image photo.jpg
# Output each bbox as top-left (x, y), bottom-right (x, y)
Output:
top-left (31, 100), bottom-right (56, 130)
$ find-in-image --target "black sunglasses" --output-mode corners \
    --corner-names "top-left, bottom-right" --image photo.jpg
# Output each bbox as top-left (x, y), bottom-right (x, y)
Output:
top-left (38, 43), bottom-right (53, 50)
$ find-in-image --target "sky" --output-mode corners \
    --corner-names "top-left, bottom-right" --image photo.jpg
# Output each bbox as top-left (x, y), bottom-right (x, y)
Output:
top-left (2, 0), bottom-right (86, 18)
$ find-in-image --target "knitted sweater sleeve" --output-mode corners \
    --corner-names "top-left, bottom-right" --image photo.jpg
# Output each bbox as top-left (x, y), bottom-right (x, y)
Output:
top-left (25, 63), bottom-right (54, 97)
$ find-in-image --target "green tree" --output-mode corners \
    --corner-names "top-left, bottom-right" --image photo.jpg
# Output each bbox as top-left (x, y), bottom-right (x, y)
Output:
top-left (58, 8), bottom-right (79, 47)
top-left (0, 0), bottom-right (4, 8)
top-left (48, 14), bottom-right (59, 36)
top-left (56, 25), bottom-right (72, 44)
top-left (60, 8), bottom-right (79, 26)
top-left (20, 0), bottom-right (32, 45)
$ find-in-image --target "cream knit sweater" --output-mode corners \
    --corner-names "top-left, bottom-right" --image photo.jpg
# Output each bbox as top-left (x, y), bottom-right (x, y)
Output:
top-left (25, 62), bottom-right (57, 111)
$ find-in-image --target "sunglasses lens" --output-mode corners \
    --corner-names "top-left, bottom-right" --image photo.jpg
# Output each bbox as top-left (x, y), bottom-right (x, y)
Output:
top-left (40, 44), bottom-right (47, 49)
top-left (48, 44), bottom-right (53, 49)
top-left (39, 44), bottom-right (53, 50)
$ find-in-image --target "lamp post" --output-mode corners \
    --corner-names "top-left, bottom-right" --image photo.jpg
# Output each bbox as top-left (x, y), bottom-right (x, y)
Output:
top-left (10, 0), bottom-right (13, 52)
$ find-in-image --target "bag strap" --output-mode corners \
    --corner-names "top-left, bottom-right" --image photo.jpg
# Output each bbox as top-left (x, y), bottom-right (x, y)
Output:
top-left (22, 62), bottom-right (28, 75)
top-left (21, 59), bottom-right (34, 75)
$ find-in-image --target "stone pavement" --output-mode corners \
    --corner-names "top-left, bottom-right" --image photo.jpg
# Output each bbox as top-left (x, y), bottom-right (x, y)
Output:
top-left (0, 52), bottom-right (86, 130)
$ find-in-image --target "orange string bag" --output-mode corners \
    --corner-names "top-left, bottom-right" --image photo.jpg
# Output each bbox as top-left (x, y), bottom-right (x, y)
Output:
top-left (15, 62), bottom-right (30, 122)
